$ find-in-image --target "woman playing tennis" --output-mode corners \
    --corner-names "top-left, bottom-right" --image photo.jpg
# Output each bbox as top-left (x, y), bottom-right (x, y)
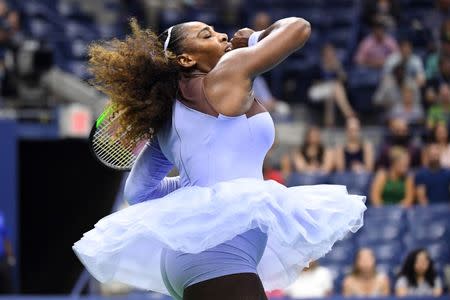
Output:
top-left (73, 17), bottom-right (366, 300)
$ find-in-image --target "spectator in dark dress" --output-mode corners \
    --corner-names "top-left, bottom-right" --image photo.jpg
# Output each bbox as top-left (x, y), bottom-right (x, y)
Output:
top-left (335, 117), bottom-right (374, 172)
top-left (377, 118), bottom-right (421, 168)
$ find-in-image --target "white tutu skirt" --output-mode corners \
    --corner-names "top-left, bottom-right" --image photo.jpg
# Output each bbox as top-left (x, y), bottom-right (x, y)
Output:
top-left (73, 178), bottom-right (366, 294)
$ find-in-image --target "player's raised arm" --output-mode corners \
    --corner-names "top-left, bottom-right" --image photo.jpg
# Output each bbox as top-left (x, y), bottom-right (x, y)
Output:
top-left (204, 17), bottom-right (311, 116)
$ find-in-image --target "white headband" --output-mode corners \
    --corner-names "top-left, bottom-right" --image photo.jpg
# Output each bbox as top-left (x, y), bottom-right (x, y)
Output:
top-left (164, 26), bottom-right (174, 54)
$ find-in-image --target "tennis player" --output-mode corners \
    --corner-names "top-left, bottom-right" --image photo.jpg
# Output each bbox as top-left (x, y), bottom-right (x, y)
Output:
top-left (73, 17), bottom-right (366, 300)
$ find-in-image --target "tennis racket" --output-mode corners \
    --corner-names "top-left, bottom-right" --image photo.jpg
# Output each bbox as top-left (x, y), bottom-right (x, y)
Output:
top-left (89, 107), bottom-right (146, 171)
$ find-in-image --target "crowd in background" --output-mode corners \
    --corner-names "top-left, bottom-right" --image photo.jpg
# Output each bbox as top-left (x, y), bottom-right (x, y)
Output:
top-left (0, 0), bottom-right (449, 298)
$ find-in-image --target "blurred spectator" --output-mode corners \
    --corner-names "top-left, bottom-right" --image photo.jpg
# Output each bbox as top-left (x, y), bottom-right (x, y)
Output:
top-left (251, 12), bottom-right (291, 119)
top-left (425, 55), bottom-right (450, 110)
top-left (430, 123), bottom-right (450, 167)
top-left (281, 126), bottom-right (334, 176)
top-left (308, 43), bottom-right (356, 127)
top-left (284, 261), bottom-right (333, 298)
top-left (0, 212), bottom-right (14, 294)
top-left (343, 248), bottom-right (390, 297)
top-left (383, 39), bottom-right (425, 87)
top-left (425, 0), bottom-right (450, 44)
top-left (335, 117), bottom-right (374, 172)
top-left (395, 249), bottom-right (443, 297)
top-left (371, 147), bottom-right (414, 207)
top-left (426, 36), bottom-right (450, 81)
top-left (416, 143), bottom-right (450, 205)
top-left (427, 83), bottom-right (450, 129)
top-left (389, 82), bottom-right (424, 126)
top-left (0, 1), bottom-right (22, 48)
top-left (361, 0), bottom-right (400, 31)
top-left (354, 19), bottom-right (399, 69)
top-left (374, 62), bottom-right (422, 117)
top-left (377, 118), bottom-right (421, 168)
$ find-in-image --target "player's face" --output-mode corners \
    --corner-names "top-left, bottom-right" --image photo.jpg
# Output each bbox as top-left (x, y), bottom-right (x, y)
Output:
top-left (178, 22), bottom-right (231, 72)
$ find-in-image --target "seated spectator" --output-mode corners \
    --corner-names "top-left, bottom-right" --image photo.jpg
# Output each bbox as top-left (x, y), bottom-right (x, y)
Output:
top-left (354, 19), bottom-right (399, 69)
top-left (389, 82), bottom-right (424, 126)
top-left (383, 39), bottom-right (425, 87)
top-left (431, 123), bottom-right (450, 167)
top-left (371, 147), bottom-right (414, 207)
top-left (426, 55), bottom-right (450, 109)
top-left (252, 76), bottom-right (290, 120)
top-left (361, 0), bottom-right (400, 31)
top-left (427, 83), bottom-right (450, 129)
top-left (335, 117), bottom-right (374, 172)
top-left (343, 248), bottom-right (390, 297)
top-left (425, 0), bottom-right (450, 45)
top-left (0, 211), bottom-right (14, 294)
top-left (281, 126), bottom-right (334, 176)
top-left (374, 62), bottom-right (422, 117)
top-left (377, 118), bottom-right (421, 168)
top-left (416, 143), bottom-right (450, 204)
top-left (396, 248), bottom-right (443, 297)
top-left (308, 43), bottom-right (356, 126)
top-left (284, 261), bottom-right (333, 298)
top-left (426, 36), bottom-right (450, 81)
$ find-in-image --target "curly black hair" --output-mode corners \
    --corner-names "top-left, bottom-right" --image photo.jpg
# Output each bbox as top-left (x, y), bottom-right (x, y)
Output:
top-left (398, 248), bottom-right (438, 287)
top-left (88, 19), bottom-right (188, 146)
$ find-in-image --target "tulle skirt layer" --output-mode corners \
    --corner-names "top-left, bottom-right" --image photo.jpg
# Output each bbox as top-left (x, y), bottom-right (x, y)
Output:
top-left (73, 178), bottom-right (366, 295)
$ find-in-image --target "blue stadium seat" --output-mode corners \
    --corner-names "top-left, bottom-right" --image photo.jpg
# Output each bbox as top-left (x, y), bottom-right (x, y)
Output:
top-left (285, 172), bottom-right (330, 186)
top-left (320, 241), bottom-right (355, 265)
top-left (330, 171), bottom-right (372, 197)
top-left (27, 18), bottom-right (53, 39)
top-left (410, 220), bottom-right (450, 243)
top-left (364, 206), bottom-right (405, 222)
top-left (69, 40), bottom-right (88, 59)
top-left (371, 242), bottom-right (403, 265)
top-left (64, 60), bottom-right (90, 80)
top-left (427, 242), bottom-right (450, 263)
top-left (64, 21), bottom-right (99, 41)
top-left (357, 222), bottom-right (405, 246)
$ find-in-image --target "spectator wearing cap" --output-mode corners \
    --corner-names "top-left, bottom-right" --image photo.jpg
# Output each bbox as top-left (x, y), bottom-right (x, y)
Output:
top-left (354, 19), bottom-right (399, 69)
top-left (383, 39), bottom-right (425, 87)
top-left (416, 143), bottom-right (450, 205)
top-left (0, 211), bottom-right (14, 294)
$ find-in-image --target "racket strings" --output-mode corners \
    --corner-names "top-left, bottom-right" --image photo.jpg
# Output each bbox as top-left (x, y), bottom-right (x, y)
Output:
top-left (92, 116), bottom-right (138, 169)
top-left (93, 132), bottom-right (134, 168)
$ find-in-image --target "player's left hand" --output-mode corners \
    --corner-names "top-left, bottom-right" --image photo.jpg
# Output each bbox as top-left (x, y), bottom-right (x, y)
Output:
top-left (231, 28), bottom-right (255, 49)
